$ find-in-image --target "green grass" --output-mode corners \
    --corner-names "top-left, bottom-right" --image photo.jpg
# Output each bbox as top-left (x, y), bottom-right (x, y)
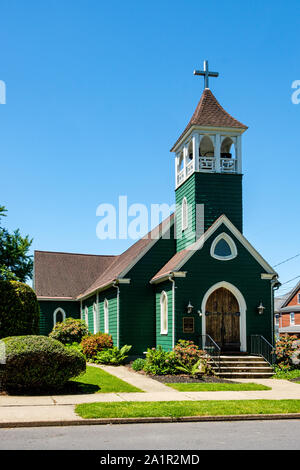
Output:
top-left (69, 366), bottom-right (143, 393)
top-left (165, 382), bottom-right (271, 392)
top-left (75, 399), bottom-right (300, 419)
top-left (272, 367), bottom-right (300, 381)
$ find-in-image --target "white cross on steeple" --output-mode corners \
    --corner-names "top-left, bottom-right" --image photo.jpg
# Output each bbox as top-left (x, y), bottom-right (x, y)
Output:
top-left (193, 60), bottom-right (219, 89)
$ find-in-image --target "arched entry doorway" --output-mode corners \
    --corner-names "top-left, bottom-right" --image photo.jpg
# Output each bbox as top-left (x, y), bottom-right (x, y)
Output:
top-left (205, 287), bottom-right (241, 351)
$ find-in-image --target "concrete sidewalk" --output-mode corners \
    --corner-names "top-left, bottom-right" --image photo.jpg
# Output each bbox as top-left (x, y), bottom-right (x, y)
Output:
top-left (0, 364), bottom-right (300, 427)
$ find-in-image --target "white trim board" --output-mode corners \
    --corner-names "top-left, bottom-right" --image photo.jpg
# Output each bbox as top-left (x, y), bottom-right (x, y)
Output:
top-left (174, 215), bottom-right (277, 276)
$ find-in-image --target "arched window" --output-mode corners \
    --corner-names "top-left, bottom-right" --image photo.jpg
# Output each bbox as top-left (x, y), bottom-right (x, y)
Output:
top-left (104, 299), bottom-right (109, 334)
top-left (221, 137), bottom-right (236, 159)
top-left (199, 135), bottom-right (214, 157)
top-left (188, 140), bottom-right (193, 160)
top-left (93, 303), bottom-right (98, 334)
top-left (84, 306), bottom-right (89, 327)
top-left (178, 150), bottom-right (184, 172)
top-left (160, 291), bottom-right (168, 335)
top-left (53, 308), bottom-right (66, 326)
top-left (181, 197), bottom-right (188, 231)
top-left (210, 233), bottom-right (237, 261)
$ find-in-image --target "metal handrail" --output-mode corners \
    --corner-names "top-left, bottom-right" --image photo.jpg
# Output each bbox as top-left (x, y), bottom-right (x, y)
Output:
top-left (199, 334), bottom-right (221, 372)
top-left (250, 335), bottom-right (276, 366)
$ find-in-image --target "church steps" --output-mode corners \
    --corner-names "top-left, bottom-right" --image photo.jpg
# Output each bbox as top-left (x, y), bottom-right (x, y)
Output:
top-left (208, 354), bottom-right (274, 378)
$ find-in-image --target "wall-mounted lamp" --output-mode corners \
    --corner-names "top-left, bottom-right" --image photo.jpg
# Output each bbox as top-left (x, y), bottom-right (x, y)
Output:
top-left (186, 301), bottom-right (194, 314)
top-left (257, 301), bottom-right (265, 315)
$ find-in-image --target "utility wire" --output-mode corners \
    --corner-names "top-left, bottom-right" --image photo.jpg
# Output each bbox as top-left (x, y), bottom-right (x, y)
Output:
top-left (274, 253), bottom-right (300, 267)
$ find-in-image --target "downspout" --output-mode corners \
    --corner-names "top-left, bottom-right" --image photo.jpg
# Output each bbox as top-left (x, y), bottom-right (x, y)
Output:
top-left (271, 276), bottom-right (281, 345)
top-left (112, 281), bottom-right (120, 349)
top-left (169, 275), bottom-right (175, 349)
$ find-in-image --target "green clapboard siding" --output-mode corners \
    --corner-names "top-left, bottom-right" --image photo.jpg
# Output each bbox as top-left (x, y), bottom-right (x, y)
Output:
top-left (173, 223), bottom-right (274, 349)
top-left (38, 300), bottom-right (80, 335)
top-left (118, 226), bottom-right (176, 355)
top-left (176, 172), bottom-right (243, 252)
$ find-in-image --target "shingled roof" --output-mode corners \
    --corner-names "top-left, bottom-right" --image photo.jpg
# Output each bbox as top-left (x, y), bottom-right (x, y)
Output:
top-left (78, 213), bottom-right (175, 299)
top-left (171, 88), bottom-right (248, 151)
top-left (34, 251), bottom-right (116, 299)
top-left (34, 214), bottom-right (175, 301)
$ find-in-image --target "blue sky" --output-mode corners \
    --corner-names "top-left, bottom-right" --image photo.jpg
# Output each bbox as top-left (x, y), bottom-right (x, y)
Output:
top-left (0, 0), bottom-right (299, 295)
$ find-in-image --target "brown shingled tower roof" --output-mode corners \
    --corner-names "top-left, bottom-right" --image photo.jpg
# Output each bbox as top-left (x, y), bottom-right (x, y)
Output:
top-left (171, 88), bottom-right (247, 151)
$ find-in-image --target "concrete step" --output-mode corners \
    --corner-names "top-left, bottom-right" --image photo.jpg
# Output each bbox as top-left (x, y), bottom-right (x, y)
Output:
top-left (208, 354), bottom-right (274, 378)
top-left (213, 366), bottom-right (273, 373)
top-left (215, 371), bottom-right (274, 379)
top-left (218, 356), bottom-right (266, 362)
top-left (211, 361), bottom-right (270, 368)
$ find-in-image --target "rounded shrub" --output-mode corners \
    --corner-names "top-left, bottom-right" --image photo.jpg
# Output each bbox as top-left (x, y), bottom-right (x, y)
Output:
top-left (173, 340), bottom-right (205, 366)
top-left (49, 318), bottom-right (89, 345)
top-left (1, 335), bottom-right (86, 391)
top-left (81, 333), bottom-right (113, 360)
top-left (0, 280), bottom-right (39, 338)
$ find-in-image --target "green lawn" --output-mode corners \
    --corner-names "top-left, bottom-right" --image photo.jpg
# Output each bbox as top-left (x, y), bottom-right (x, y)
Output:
top-left (75, 399), bottom-right (300, 419)
top-left (165, 382), bottom-right (271, 392)
top-left (69, 366), bottom-right (143, 393)
top-left (272, 368), bottom-right (300, 381)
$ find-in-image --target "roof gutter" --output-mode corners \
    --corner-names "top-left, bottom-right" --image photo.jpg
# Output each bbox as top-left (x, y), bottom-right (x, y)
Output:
top-left (150, 271), bottom-right (186, 285)
top-left (78, 278), bottom-right (130, 302)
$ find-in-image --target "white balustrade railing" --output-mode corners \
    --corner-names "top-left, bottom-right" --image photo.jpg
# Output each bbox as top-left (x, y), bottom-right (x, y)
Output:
top-left (199, 156), bottom-right (215, 172)
top-left (221, 158), bottom-right (236, 173)
top-left (186, 160), bottom-right (194, 177)
top-left (177, 156), bottom-right (237, 187)
top-left (177, 169), bottom-right (185, 185)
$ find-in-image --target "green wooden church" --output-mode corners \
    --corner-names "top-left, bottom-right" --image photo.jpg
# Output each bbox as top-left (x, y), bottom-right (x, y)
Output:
top-left (34, 62), bottom-right (280, 364)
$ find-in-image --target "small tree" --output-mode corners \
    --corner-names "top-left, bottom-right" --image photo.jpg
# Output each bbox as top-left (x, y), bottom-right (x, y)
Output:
top-left (0, 206), bottom-right (33, 282)
top-left (0, 280), bottom-right (40, 338)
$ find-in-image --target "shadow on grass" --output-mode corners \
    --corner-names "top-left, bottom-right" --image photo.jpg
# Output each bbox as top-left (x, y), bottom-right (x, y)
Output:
top-left (1, 381), bottom-right (100, 396)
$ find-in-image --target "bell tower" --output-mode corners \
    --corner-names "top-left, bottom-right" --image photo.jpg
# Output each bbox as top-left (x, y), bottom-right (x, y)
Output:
top-left (171, 61), bottom-right (248, 252)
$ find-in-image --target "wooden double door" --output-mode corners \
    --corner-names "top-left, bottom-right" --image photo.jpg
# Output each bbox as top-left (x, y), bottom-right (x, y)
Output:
top-left (205, 287), bottom-right (240, 351)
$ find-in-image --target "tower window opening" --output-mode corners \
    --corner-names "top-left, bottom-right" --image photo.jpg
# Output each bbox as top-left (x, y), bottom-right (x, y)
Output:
top-left (221, 137), bottom-right (236, 159)
top-left (199, 135), bottom-right (214, 157)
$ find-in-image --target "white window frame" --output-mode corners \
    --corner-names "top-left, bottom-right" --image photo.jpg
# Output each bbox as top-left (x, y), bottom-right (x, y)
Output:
top-left (290, 312), bottom-right (295, 325)
top-left (53, 307), bottom-right (66, 326)
top-left (181, 197), bottom-right (188, 231)
top-left (104, 298), bottom-right (109, 334)
top-left (210, 232), bottom-right (238, 261)
top-left (84, 306), bottom-right (89, 327)
top-left (93, 302), bottom-right (99, 334)
top-left (160, 291), bottom-right (168, 335)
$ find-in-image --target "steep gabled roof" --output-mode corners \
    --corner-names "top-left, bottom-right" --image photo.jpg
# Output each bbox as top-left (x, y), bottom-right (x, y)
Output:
top-left (171, 88), bottom-right (248, 151)
top-left (280, 281), bottom-right (300, 309)
top-left (77, 213), bottom-right (175, 299)
top-left (34, 251), bottom-right (116, 300)
top-left (151, 215), bottom-right (277, 283)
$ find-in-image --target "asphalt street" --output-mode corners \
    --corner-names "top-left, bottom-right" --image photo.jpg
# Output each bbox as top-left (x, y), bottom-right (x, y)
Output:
top-left (0, 420), bottom-right (299, 450)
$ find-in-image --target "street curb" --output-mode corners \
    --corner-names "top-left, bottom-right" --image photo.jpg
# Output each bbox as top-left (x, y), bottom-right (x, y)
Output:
top-left (1, 413), bottom-right (300, 428)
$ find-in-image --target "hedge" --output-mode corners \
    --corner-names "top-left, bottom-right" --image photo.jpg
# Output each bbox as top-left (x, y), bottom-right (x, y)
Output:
top-left (0, 335), bottom-right (86, 390)
top-left (0, 280), bottom-right (39, 338)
